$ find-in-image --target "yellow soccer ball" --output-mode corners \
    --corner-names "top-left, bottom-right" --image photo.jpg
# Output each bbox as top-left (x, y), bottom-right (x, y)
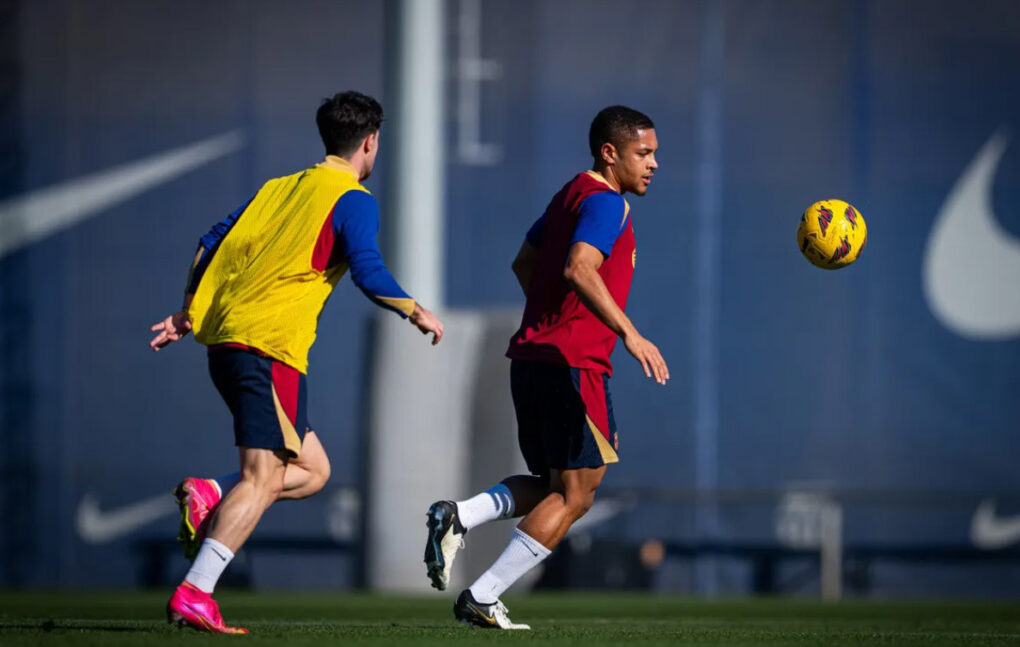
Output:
top-left (797, 199), bottom-right (867, 270)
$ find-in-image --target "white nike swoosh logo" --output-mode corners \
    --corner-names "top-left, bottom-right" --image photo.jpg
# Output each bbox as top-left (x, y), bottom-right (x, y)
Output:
top-left (0, 130), bottom-right (245, 258)
top-left (923, 130), bottom-right (1020, 340)
top-left (970, 499), bottom-right (1020, 549)
top-left (75, 492), bottom-right (177, 544)
top-left (565, 498), bottom-right (628, 536)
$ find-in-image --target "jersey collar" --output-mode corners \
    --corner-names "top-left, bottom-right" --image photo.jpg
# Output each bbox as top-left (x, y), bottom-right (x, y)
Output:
top-left (585, 170), bottom-right (620, 193)
top-left (318, 155), bottom-right (360, 179)
top-left (585, 170), bottom-right (630, 224)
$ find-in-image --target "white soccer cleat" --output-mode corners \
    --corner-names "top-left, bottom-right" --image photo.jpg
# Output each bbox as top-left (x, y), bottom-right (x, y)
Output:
top-left (424, 500), bottom-right (466, 591)
top-left (453, 589), bottom-right (530, 630)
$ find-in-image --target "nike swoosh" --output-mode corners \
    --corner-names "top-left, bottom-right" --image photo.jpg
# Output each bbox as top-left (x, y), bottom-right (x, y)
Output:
top-left (924, 130), bottom-right (1020, 340)
top-left (565, 498), bottom-right (628, 537)
top-left (75, 492), bottom-right (177, 544)
top-left (467, 602), bottom-right (497, 625)
top-left (970, 499), bottom-right (1020, 549)
top-left (0, 131), bottom-right (245, 258)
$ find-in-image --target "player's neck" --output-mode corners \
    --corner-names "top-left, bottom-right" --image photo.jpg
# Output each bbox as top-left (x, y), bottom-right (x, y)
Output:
top-left (591, 164), bottom-right (622, 194)
top-left (327, 152), bottom-right (370, 181)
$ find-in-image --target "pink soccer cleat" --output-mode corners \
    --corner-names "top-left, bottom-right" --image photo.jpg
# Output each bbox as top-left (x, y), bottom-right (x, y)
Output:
top-left (167, 581), bottom-right (248, 634)
top-left (173, 478), bottom-right (221, 561)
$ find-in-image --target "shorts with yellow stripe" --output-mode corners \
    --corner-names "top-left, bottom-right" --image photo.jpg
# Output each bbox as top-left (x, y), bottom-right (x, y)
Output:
top-left (510, 360), bottom-right (619, 475)
top-left (208, 344), bottom-right (307, 457)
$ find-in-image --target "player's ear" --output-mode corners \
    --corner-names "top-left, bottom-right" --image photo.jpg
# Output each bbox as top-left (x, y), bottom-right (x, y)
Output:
top-left (364, 130), bottom-right (379, 154)
top-left (600, 141), bottom-right (617, 166)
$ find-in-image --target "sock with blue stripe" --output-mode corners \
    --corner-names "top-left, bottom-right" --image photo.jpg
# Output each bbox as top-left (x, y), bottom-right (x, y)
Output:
top-left (456, 482), bottom-right (515, 530)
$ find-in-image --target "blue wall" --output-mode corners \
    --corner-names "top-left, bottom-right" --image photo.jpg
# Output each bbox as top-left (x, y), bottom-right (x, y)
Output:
top-left (2, 0), bottom-right (1019, 594)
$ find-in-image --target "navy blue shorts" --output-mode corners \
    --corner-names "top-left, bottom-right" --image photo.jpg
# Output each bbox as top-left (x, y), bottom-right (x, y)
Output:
top-left (510, 360), bottom-right (619, 476)
top-left (208, 346), bottom-right (309, 457)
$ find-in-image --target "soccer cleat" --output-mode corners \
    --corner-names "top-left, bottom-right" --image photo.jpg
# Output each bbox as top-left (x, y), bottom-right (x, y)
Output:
top-left (166, 581), bottom-right (248, 634)
top-left (453, 589), bottom-right (530, 630)
top-left (424, 500), bottom-right (467, 591)
top-left (174, 477), bottom-right (221, 562)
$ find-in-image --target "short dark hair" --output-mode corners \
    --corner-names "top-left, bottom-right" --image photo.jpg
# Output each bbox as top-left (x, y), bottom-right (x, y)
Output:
top-left (316, 91), bottom-right (384, 156)
top-left (588, 105), bottom-right (655, 158)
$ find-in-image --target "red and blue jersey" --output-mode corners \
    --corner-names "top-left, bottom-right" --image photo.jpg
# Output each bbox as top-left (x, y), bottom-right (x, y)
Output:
top-left (507, 171), bottom-right (636, 375)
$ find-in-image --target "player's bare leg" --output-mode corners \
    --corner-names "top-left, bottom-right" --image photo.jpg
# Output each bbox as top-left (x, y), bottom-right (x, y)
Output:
top-left (206, 446), bottom-right (288, 551)
top-left (502, 474), bottom-right (551, 517)
top-left (167, 446), bottom-right (286, 634)
top-left (278, 431), bottom-right (331, 500)
top-left (517, 466), bottom-right (605, 549)
top-left (425, 474), bottom-right (548, 591)
top-left (175, 432), bottom-right (330, 560)
top-left (453, 466), bottom-right (605, 630)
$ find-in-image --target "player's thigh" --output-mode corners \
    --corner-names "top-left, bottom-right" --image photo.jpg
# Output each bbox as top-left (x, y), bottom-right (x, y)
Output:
top-left (548, 465), bottom-right (606, 515)
top-left (551, 465), bottom-right (607, 495)
top-left (237, 446), bottom-right (289, 485)
top-left (288, 430), bottom-right (330, 478)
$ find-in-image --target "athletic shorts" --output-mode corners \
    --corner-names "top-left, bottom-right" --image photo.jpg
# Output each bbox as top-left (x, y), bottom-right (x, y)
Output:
top-left (207, 345), bottom-right (308, 457)
top-left (510, 359), bottom-right (619, 476)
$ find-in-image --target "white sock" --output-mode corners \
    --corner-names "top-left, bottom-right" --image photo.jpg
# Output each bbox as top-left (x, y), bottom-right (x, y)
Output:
top-left (211, 473), bottom-right (241, 498)
top-left (469, 528), bottom-right (550, 603)
top-left (456, 483), bottom-right (515, 530)
top-left (185, 538), bottom-right (234, 593)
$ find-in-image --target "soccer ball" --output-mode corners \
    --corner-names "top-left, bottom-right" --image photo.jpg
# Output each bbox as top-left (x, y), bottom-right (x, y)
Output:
top-left (797, 199), bottom-right (867, 270)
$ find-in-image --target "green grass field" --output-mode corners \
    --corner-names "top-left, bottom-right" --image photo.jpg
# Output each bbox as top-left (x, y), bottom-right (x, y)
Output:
top-left (1, 591), bottom-right (1019, 646)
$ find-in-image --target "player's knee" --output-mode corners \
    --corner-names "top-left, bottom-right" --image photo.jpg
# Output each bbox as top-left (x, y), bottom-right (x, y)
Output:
top-left (565, 491), bottom-right (596, 520)
top-left (265, 483), bottom-right (284, 503)
top-left (258, 477), bottom-right (285, 502)
top-left (242, 469), bottom-right (286, 502)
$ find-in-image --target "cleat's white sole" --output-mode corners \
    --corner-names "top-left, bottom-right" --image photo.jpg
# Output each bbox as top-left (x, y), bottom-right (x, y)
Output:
top-left (424, 505), bottom-right (460, 591)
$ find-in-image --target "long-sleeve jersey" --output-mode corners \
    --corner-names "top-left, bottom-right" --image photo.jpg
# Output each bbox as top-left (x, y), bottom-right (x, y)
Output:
top-left (186, 156), bottom-right (414, 373)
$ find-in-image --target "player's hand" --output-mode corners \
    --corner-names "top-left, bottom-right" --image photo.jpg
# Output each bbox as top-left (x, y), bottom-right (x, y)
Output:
top-left (149, 310), bottom-right (193, 352)
top-left (410, 303), bottom-right (444, 346)
top-left (623, 330), bottom-right (669, 385)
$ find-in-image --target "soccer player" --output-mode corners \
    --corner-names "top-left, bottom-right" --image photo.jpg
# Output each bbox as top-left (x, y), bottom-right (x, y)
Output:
top-left (424, 106), bottom-right (668, 629)
top-left (149, 91), bottom-right (444, 634)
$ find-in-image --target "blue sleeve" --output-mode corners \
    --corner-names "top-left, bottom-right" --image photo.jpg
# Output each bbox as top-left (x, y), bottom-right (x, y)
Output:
top-left (525, 214), bottom-right (546, 247)
top-left (333, 190), bottom-right (415, 318)
top-left (570, 191), bottom-right (627, 256)
top-left (186, 196), bottom-right (253, 294)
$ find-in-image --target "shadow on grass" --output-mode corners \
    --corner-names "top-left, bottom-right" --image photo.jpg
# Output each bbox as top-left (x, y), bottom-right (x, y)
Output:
top-left (0, 620), bottom-right (163, 633)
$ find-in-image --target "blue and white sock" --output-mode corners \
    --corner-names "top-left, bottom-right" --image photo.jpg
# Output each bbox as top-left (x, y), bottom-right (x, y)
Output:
top-left (469, 528), bottom-right (550, 603)
top-left (456, 483), bottom-right (515, 530)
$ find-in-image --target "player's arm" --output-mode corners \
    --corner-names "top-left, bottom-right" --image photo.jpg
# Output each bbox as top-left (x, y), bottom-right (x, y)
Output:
top-left (336, 190), bottom-right (443, 345)
top-left (563, 244), bottom-right (667, 384)
top-left (511, 241), bottom-right (539, 296)
top-left (149, 197), bottom-right (251, 352)
top-left (563, 192), bottom-right (669, 384)
top-left (511, 213), bottom-right (545, 295)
